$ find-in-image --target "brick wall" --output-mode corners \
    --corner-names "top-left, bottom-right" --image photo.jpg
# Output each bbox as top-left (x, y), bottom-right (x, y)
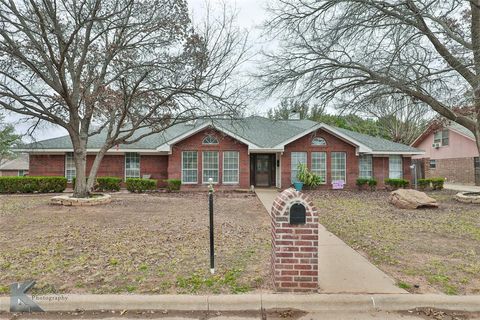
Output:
top-left (140, 155), bottom-right (169, 187)
top-left (86, 155), bottom-right (124, 178)
top-left (168, 128), bottom-right (250, 188)
top-left (281, 129), bottom-right (358, 189)
top-left (427, 157), bottom-right (475, 184)
top-left (271, 188), bottom-right (318, 292)
top-left (30, 153), bottom-right (168, 187)
top-left (29, 154), bottom-right (65, 176)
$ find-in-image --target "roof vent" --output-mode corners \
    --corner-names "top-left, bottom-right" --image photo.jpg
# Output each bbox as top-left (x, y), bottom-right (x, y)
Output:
top-left (288, 111), bottom-right (300, 120)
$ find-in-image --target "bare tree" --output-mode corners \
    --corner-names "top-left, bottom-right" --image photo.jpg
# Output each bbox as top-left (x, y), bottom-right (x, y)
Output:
top-left (361, 95), bottom-right (431, 144)
top-left (0, 0), bottom-right (248, 197)
top-left (260, 0), bottom-right (480, 154)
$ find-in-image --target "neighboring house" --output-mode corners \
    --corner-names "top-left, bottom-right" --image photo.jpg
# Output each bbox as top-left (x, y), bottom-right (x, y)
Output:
top-left (0, 153), bottom-right (29, 177)
top-left (411, 122), bottom-right (480, 185)
top-left (18, 116), bottom-right (422, 189)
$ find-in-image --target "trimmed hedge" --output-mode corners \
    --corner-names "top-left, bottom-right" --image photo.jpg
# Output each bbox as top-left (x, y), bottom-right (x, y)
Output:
top-left (418, 178), bottom-right (431, 190)
top-left (165, 179), bottom-right (181, 191)
top-left (417, 177), bottom-right (445, 190)
top-left (0, 176), bottom-right (67, 193)
top-left (384, 178), bottom-right (409, 189)
top-left (356, 178), bottom-right (378, 190)
top-left (430, 177), bottom-right (445, 190)
top-left (126, 178), bottom-right (157, 193)
top-left (95, 177), bottom-right (122, 191)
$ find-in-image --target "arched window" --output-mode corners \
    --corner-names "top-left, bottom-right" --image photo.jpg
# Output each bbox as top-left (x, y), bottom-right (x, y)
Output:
top-left (202, 135), bottom-right (219, 145)
top-left (312, 137), bottom-right (327, 146)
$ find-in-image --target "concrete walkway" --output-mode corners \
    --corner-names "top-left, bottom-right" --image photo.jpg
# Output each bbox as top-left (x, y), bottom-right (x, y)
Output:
top-left (255, 189), bottom-right (406, 294)
top-left (444, 183), bottom-right (480, 193)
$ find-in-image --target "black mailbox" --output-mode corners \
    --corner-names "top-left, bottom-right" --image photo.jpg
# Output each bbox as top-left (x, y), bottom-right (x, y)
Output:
top-left (289, 203), bottom-right (306, 224)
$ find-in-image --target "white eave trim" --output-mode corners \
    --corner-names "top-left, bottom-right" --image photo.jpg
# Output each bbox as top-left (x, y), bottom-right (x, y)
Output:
top-left (271, 123), bottom-right (373, 153)
top-left (367, 151), bottom-right (426, 156)
top-left (17, 148), bottom-right (164, 154)
top-left (156, 121), bottom-right (260, 152)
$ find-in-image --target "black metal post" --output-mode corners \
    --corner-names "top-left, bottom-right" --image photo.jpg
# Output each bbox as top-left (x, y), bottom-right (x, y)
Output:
top-left (209, 187), bottom-right (215, 274)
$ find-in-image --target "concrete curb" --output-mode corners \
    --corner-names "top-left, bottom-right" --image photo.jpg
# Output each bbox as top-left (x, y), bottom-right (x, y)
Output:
top-left (1, 294), bottom-right (480, 313)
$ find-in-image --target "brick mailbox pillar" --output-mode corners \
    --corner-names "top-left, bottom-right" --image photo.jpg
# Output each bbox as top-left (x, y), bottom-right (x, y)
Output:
top-left (270, 188), bottom-right (319, 292)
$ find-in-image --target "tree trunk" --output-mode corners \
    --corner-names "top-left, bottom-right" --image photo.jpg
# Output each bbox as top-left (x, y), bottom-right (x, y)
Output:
top-left (86, 148), bottom-right (108, 191)
top-left (72, 144), bottom-right (89, 198)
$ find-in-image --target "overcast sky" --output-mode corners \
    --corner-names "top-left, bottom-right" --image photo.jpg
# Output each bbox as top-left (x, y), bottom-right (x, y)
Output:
top-left (4, 0), bottom-right (277, 141)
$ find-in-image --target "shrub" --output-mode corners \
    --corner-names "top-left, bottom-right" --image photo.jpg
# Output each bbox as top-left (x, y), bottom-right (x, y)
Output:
top-left (356, 178), bottom-right (369, 187)
top-left (126, 178), bottom-right (157, 193)
top-left (356, 178), bottom-right (377, 190)
top-left (384, 178), bottom-right (409, 189)
top-left (95, 177), bottom-right (122, 191)
top-left (0, 176), bottom-right (67, 193)
top-left (165, 179), bottom-right (181, 191)
top-left (418, 178), bottom-right (431, 190)
top-left (430, 177), bottom-right (445, 190)
top-left (297, 163), bottom-right (323, 187)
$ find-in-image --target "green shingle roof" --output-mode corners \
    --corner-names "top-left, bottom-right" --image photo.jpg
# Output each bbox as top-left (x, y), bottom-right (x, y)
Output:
top-left (20, 116), bottom-right (422, 154)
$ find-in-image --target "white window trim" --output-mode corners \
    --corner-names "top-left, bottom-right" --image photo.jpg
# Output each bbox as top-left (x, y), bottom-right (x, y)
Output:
top-left (124, 152), bottom-right (141, 180)
top-left (291, 152), bottom-right (308, 183)
top-left (312, 137), bottom-right (327, 146)
top-left (359, 154), bottom-right (373, 179)
top-left (65, 152), bottom-right (76, 182)
top-left (311, 152), bottom-right (327, 184)
top-left (388, 155), bottom-right (403, 179)
top-left (331, 152), bottom-right (347, 183)
top-left (202, 135), bottom-right (219, 145)
top-left (202, 151), bottom-right (219, 184)
top-left (181, 151), bottom-right (198, 184)
top-left (222, 151), bottom-right (239, 184)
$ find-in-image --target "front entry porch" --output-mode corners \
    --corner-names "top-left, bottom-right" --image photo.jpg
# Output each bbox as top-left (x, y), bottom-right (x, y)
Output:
top-left (250, 153), bottom-right (279, 188)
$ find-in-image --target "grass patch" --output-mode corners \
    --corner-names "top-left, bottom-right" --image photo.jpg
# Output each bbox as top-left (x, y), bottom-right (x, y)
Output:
top-left (312, 189), bottom-right (480, 295)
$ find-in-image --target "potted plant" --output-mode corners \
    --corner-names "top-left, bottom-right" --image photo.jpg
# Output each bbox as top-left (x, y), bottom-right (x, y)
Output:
top-left (295, 163), bottom-right (322, 191)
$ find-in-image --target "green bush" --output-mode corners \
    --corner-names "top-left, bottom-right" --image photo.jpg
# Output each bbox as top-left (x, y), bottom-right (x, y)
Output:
top-left (0, 176), bottom-right (67, 193)
top-left (418, 178), bottom-right (431, 190)
top-left (126, 178), bottom-right (157, 193)
top-left (95, 177), bottom-right (122, 191)
top-left (356, 178), bottom-right (369, 187)
top-left (430, 177), bottom-right (445, 190)
top-left (384, 178), bottom-right (409, 189)
top-left (297, 163), bottom-right (323, 187)
top-left (165, 179), bottom-right (181, 191)
top-left (356, 178), bottom-right (377, 190)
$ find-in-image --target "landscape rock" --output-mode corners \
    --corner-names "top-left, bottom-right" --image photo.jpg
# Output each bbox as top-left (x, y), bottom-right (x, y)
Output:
top-left (388, 189), bottom-right (438, 209)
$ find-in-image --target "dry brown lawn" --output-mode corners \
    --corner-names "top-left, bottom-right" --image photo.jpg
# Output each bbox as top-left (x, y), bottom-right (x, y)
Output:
top-left (309, 189), bottom-right (480, 295)
top-left (0, 192), bottom-right (272, 295)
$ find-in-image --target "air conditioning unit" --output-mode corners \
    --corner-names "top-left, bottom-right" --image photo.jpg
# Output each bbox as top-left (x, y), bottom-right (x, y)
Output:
top-left (432, 143), bottom-right (441, 148)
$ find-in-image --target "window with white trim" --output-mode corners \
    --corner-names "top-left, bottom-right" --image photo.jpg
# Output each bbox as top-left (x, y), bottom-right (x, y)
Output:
top-left (311, 152), bottom-right (327, 183)
top-left (18, 170), bottom-right (27, 177)
top-left (312, 137), bottom-right (327, 146)
top-left (202, 151), bottom-right (219, 183)
top-left (223, 151), bottom-right (239, 184)
top-left (182, 151), bottom-right (198, 183)
top-left (429, 159), bottom-right (436, 169)
top-left (65, 152), bottom-right (76, 182)
top-left (389, 155), bottom-right (403, 178)
top-left (202, 135), bottom-right (218, 145)
top-left (125, 152), bottom-right (140, 178)
top-left (359, 154), bottom-right (373, 178)
top-left (331, 152), bottom-right (346, 182)
top-left (433, 129), bottom-right (449, 146)
top-left (291, 152), bottom-right (307, 183)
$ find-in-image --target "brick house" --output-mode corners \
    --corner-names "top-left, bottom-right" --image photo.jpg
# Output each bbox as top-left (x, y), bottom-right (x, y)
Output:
top-left (20, 116), bottom-right (422, 189)
top-left (411, 122), bottom-right (480, 185)
top-left (0, 153), bottom-right (29, 177)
